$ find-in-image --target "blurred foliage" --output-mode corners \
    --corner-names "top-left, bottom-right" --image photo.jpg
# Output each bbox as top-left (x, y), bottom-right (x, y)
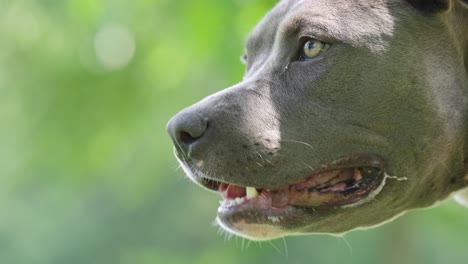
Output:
top-left (0, 0), bottom-right (467, 263)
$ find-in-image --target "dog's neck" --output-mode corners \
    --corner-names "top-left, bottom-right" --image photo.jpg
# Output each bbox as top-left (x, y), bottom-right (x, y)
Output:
top-left (445, 2), bottom-right (468, 184)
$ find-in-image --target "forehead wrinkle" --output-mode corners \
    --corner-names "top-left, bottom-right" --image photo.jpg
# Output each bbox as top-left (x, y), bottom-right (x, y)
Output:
top-left (278, 15), bottom-right (341, 41)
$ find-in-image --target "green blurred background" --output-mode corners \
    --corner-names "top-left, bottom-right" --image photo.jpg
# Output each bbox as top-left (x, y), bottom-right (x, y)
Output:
top-left (0, 0), bottom-right (467, 263)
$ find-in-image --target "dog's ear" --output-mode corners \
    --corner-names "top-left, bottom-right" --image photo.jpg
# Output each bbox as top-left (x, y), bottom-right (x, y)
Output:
top-left (406, 0), bottom-right (450, 13)
top-left (407, 0), bottom-right (468, 12)
top-left (460, 0), bottom-right (468, 7)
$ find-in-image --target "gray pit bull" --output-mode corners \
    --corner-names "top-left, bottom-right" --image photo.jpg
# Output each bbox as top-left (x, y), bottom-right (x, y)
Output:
top-left (167, 0), bottom-right (468, 240)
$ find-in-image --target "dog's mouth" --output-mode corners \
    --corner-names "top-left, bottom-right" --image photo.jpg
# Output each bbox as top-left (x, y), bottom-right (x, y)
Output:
top-left (196, 159), bottom-right (386, 239)
top-left (201, 166), bottom-right (384, 210)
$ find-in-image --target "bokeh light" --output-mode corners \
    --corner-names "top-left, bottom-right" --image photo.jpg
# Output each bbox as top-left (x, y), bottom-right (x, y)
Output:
top-left (94, 23), bottom-right (136, 71)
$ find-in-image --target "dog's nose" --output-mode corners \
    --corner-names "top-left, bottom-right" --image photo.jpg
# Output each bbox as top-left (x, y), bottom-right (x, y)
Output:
top-left (166, 111), bottom-right (208, 156)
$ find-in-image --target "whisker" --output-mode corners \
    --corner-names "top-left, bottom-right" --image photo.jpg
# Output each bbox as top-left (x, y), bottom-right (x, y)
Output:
top-left (336, 234), bottom-right (353, 256)
top-left (282, 139), bottom-right (317, 152)
top-left (172, 145), bottom-right (190, 163)
top-left (254, 150), bottom-right (266, 163)
top-left (268, 240), bottom-right (282, 255)
top-left (440, 160), bottom-right (451, 174)
top-left (282, 237), bottom-right (289, 259)
top-left (301, 162), bottom-right (314, 171)
top-left (246, 239), bottom-right (252, 249)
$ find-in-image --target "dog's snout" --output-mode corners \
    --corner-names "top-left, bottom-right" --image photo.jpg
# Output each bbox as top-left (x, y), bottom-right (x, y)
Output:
top-left (167, 111), bottom-right (208, 155)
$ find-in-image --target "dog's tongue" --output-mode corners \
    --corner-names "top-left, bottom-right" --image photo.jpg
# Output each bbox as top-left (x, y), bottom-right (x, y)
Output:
top-left (219, 183), bottom-right (246, 199)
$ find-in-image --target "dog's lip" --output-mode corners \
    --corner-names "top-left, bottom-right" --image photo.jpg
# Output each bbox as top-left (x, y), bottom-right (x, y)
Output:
top-left (199, 154), bottom-right (385, 192)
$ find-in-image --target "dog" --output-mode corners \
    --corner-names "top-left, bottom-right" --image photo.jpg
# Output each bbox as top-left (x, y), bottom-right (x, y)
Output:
top-left (167, 0), bottom-right (468, 240)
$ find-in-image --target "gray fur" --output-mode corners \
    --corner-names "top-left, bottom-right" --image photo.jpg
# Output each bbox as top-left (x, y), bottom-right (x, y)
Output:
top-left (167, 0), bottom-right (468, 240)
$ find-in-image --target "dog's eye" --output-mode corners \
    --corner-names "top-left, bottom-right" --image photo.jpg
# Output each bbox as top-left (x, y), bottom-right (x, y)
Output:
top-left (240, 54), bottom-right (247, 65)
top-left (301, 39), bottom-right (329, 60)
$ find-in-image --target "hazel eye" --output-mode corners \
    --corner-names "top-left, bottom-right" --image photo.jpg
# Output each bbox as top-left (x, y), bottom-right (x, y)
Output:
top-left (301, 39), bottom-right (330, 60)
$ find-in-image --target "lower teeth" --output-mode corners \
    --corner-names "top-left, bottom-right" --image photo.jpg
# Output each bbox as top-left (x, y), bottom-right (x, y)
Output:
top-left (221, 197), bottom-right (246, 207)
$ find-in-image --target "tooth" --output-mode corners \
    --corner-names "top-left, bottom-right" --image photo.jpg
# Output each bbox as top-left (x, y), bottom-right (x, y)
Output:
top-left (235, 197), bottom-right (245, 204)
top-left (246, 187), bottom-right (258, 199)
top-left (354, 168), bottom-right (363, 181)
top-left (224, 200), bottom-right (234, 207)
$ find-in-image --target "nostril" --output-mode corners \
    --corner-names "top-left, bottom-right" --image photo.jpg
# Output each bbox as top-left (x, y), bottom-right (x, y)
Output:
top-left (167, 112), bottom-right (209, 149)
top-left (179, 131), bottom-right (199, 145)
top-left (177, 118), bottom-right (208, 146)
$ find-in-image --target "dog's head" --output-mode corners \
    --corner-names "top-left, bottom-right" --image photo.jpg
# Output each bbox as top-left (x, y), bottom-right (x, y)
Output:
top-left (167, 0), bottom-right (468, 240)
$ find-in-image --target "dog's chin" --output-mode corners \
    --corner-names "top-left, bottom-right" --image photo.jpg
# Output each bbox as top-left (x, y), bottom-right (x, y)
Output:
top-left (185, 155), bottom-right (389, 240)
